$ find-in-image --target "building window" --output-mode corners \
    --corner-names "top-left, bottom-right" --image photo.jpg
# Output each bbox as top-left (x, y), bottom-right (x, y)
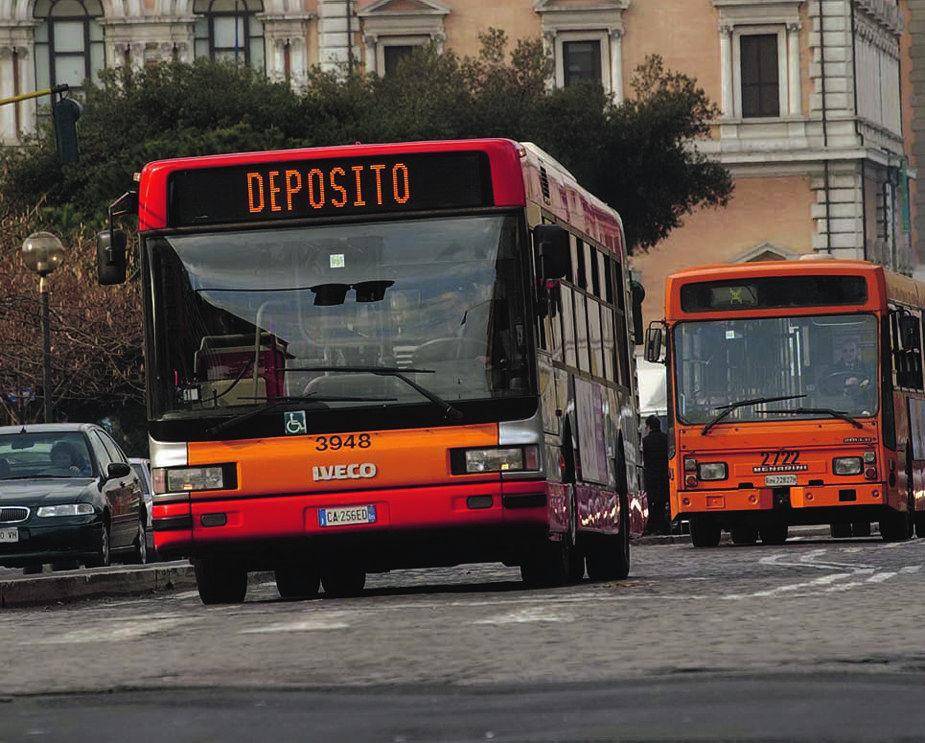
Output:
top-left (194, 0), bottom-right (265, 71)
top-left (740, 34), bottom-right (780, 118)
top-left (34, 0), bottom-right (105, 93)
top-left (382, 44), bottom-right (416, 76)
top-left (562, 40), bottom-right (602, 87)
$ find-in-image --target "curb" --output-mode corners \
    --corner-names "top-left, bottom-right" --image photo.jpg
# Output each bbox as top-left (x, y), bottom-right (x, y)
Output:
top-left (0, 563), bottom-right (196, 609)
top-left (635, 525), bottom-right (836, 546)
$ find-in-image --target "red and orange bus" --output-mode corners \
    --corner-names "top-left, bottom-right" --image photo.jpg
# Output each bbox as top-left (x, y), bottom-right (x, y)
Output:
top-left (646, 259), bottom-right (925, 546)
top-left (97, 139), bottom-right (646, 603)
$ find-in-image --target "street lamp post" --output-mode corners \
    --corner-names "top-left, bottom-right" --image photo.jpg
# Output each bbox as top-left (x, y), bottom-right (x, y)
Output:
top-left (21, 232), bottom-right (65, 423)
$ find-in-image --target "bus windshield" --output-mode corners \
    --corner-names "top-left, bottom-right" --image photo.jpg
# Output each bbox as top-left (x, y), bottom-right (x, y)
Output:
top-left (148, 213), bottom-right (532, 419)
top-left (674, 313), bottom-right (879, 424)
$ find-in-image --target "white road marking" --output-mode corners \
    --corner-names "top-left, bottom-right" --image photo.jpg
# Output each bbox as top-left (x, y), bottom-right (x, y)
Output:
top-left (473, 607), bottom-right (573, 625)
top-left (722, 572), bottom-right (852, 600)
top-left (865, 572), bottom-right (896, 583)
top-left (900, 565), bottom-right (922, 574)
top-left (241, 612), bottom-right (353, 633)
top-left (28, 616), bottom-right (194, 644)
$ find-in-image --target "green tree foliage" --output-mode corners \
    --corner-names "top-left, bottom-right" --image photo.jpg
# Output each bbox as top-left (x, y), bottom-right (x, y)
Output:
top-left (1, 31), bottom-right (730, 250)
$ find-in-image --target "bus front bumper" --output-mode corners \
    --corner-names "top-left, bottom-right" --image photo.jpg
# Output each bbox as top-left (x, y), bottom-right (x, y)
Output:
top-left (675, 482), bottom-right (886, 516)
top-left (152, 480), bottom-right (550, 563)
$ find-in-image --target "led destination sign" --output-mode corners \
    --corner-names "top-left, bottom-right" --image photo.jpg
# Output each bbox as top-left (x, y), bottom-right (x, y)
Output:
top-left (167, 152), bottom-right (492, 227)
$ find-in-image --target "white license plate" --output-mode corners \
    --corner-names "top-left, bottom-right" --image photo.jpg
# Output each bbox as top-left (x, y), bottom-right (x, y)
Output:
top-left (765, 474), bottom-right (798, 487)
top-left (318, 505), bottom-right (377, 527)
top-left (0, 527), bottom-right (19, 543)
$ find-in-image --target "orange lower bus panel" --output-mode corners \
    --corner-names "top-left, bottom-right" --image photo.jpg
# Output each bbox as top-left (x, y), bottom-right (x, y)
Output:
top-left (674, 482), bottom-right (885, 515)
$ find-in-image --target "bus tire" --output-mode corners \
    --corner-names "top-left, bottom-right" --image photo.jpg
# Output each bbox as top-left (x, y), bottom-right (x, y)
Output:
top-left (760, 524), bottom-right (788, 545)
top-left (689, 517), bottom-right (721, 548)
top-left (586, 494), bottom-right (631, 581)
top-left (730, 526), bottom-right (758, 545)
top-left (879, 507), bottom-right (912, 542)
top-left (321, 564), bottom-right (366, 598)
top-left (851, 521), bottom-right (871, 537)
top-left (275, 565), bottom-right (321, 601)
top-left (194, 559), bottom-right (247, 605)
top-left (830, 523), bottom-right (852, 539)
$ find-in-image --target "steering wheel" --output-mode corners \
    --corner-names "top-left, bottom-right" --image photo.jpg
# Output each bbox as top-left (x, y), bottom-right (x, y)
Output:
top-left (412, 337), bottom-right (488, 365)
top-left (819, 369), bottom-right (870, 396)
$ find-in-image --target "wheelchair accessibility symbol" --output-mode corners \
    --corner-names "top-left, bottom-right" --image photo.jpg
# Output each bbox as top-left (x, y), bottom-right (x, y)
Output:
top-left (283, 410), bottom-right (307, 435)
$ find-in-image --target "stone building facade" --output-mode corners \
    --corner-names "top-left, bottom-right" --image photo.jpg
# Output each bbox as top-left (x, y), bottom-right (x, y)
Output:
top-left (0, 0), bottom-right (916, 318)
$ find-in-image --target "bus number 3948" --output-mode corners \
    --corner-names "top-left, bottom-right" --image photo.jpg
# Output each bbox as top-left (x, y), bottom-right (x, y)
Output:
top-left (315, 434), bottom-right (372, 452)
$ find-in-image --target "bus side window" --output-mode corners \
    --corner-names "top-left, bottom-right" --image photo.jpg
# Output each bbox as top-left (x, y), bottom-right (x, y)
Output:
top-left (574, 285), bottom-right (591, 373)
top-left (891, 309), bottom-right (924, 390)
top-left (561, 283), bottom-right (578, 368)
top-left (574, 238), bottom-right (587, 289)
top-left (612, 259), bottom-right (632, 386)
top-left (588, 295), bottom-right (604, 377)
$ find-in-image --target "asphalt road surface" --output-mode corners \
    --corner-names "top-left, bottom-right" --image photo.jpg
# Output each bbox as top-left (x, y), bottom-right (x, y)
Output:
top-left (2, 534), bottom-right (924, 741)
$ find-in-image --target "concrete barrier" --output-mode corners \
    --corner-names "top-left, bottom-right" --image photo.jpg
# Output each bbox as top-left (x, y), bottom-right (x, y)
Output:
top-left (0, 563), bottom-right (196, 608)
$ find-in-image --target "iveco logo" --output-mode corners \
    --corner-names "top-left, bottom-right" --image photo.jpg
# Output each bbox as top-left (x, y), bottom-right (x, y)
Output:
top-left (312, 463), bottom-right (377, 481)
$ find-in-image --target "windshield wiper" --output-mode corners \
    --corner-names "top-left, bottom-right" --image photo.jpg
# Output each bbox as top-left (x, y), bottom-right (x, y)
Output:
top-left (205, 394), bottom-right (396, 436)
top-left (702, 394), bottom-right (806, 435)
top-left (288, 366), bottom-right (464, 421)
top-left (758, 407), bottom-right (863, 429)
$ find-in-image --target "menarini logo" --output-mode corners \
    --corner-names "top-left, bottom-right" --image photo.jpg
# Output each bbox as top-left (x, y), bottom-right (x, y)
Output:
top-left (312, 463), bottom-right (377, 481)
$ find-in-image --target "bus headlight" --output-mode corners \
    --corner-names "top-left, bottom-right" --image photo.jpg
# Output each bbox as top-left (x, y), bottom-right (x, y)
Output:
top-left (833, 457), bottom-right (863, 476)
top-left (697, 462), bottom-right (728, 481)
top-left (451, 446), bottom-right (539, 474)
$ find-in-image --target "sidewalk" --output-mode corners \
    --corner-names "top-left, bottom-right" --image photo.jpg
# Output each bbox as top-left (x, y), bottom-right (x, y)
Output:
top-left (0, 562), bottom-right (195, 608)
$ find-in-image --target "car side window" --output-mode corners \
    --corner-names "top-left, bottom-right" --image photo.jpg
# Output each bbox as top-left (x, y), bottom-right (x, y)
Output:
top-left (88, 432), bottom-right (113, 468)
top-left (98, 433), bottom-right (126, 464)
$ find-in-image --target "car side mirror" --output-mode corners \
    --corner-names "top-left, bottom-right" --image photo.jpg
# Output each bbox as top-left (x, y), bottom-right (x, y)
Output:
top-left (645, 322), bottom-right (665, 363)
top-left (534, 224), bottom-right (571, 280)
top-left (107, 462), bottom-right (131, 479)
top-left (97, 229), bottom-right (127, 286)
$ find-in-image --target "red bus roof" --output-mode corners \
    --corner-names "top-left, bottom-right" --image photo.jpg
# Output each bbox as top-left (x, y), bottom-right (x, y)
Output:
top-left (137, 138), bottom-right (527, 232)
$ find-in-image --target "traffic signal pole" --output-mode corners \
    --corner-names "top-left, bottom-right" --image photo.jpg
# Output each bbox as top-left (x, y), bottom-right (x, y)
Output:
top-left (0, 84), bottom-right (80, 163)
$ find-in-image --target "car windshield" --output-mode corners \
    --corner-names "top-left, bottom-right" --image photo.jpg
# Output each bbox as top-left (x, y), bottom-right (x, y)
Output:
top-left (0, 432), bottom-right (95, 479)
top-left (674, 313), bottom-right (879, 424)
top-left (147, 214), bottom-right (531, 419)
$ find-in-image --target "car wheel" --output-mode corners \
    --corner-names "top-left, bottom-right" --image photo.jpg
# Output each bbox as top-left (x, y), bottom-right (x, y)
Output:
top-left (85, 522), bottom-right (111, 568)
top-left (129, 517), bottom-right (148, 565)
top-left (275, 564), bottom-right (321, 601)
top-left (194, 559), bottom-right (248, 605)
top-left (690, 517), bottom-right (721, 548)
top-left (321, 563), bottom-right (366, 598)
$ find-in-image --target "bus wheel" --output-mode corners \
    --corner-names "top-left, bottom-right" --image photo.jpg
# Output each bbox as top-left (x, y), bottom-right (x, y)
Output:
top-left (851, 521), bottom-right (871, 537)
top-left (730, 526), bottom-right (758, 545)
top-left (586, 495), bottom-right (631, 581)
top-left (915, 510), bottom-right (925, 538)
top-left (879, 507), bottom-right (912, 542)
top-left (194, 559), bottom-right (247, 605)
top-left (321, 564), bottom-right (366, 598)
top-left (760, 524), bottom-right (788, 545)
top-left (275, 564), bottom-right (321, 601)
top-left (521, 531), bottom-right (577, 588)
top-left (689, 517), bottom-right (721, 548)
top-left (830, 523), bottom-right (852, 539)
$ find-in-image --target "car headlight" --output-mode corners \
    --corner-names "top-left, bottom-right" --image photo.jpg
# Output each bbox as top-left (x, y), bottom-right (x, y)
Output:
top-left (833, 457), bottom-right (863, 476)
top-left (697, 462), bottom-right (728, 481)
top-left (36, 503), bottom-right (95, 518)
top-left (450, 446), bottom-right (539, 475)
top-left (152, 466), bottom-right (229, 494)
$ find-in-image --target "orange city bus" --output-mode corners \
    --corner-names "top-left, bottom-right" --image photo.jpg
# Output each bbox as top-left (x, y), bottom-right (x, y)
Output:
top-left (97, 138), bottom-right (646, 603)
top-left (645, 259), bottom-right (925, 547)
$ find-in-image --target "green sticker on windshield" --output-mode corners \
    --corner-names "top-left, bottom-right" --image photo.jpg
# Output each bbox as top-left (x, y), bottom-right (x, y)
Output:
top-left (330, 254), bottom-right (345, 269)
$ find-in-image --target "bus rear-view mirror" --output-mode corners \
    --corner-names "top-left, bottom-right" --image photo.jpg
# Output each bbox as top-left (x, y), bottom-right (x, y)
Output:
top-left (534, 224), bottom-right (571, 280)
top-left (631, 280), bottom-right (646, 344)
top-left (645, 323), bottom-right (665, 363)
top-left (97, 229), bottom-right (127, 286)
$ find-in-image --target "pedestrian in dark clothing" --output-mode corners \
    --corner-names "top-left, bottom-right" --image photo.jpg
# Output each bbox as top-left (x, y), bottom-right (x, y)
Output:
top-left (642, 415), bottom-right (670, 535)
